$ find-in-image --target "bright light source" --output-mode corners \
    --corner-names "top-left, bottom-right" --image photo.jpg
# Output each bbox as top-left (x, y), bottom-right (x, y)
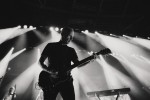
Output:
top-left (84, 30), bottom-right (89, 34)
top-left (110, 33), bottom-right (116, 36)
top-left (81, 30), bottom-right (89, 34)
top-left (122, 35), bottom-right (132, 39)
top-left (95, 31), bottom-right (99, 36)
top-left (55, 27), bottom-right (59, 32)
top-left (17, 25), bottom-right (21, 29)
top-left (49, 27), bottom-right (54, 31)
top-left (114, 95), bottom-right (117, 98)
top-left (94, 31), bottom-right (99, 34)
top-left (29, 25), bottom-right (34, 29)
top-left (109, 33), bottom-right (120, 38)
top-left (60, 28), bottom-right (63, 31)
top-left (23, 25), bottom-right (28, 29)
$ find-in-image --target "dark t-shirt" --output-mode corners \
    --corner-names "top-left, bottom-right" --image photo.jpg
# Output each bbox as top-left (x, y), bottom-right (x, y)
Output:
top-left (41, 42), bottom-right (78, 74)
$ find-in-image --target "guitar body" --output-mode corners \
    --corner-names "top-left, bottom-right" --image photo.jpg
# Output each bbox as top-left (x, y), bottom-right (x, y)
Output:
top-left (38, 71), bottom-right (71, 90)
top-left (38, 71), bottom-right (53, 90)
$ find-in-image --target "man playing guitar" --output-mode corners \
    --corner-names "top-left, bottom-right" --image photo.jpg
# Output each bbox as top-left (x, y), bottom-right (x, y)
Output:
top-left (38, 27), bottom-right (111, 100)
top-left (38, 27), bottom-right (79, 100)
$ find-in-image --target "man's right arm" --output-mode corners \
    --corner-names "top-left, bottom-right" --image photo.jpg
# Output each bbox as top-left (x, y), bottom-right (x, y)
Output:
top-left (39, 55), bottom-right (47, 70)
top-left (39, 44), bottom-right (49, 70)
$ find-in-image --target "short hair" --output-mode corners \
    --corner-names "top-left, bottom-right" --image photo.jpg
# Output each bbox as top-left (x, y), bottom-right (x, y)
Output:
top-left (61, 27), bottom-right (74, 37)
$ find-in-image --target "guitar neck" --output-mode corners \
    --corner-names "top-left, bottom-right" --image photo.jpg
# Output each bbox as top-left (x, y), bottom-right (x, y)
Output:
top-left (72, 49), bottom-right (109, 68)
top-left (65, 48), bottom-right (111, 72)
top-left (72, 55), bottom-right (95, 68)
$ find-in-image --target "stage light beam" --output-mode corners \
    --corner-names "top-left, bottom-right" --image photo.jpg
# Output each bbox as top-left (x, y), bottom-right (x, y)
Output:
top-left (10, 48), bottom-right (26, 61)
top-left (0, 47), bottom-right (14, 78)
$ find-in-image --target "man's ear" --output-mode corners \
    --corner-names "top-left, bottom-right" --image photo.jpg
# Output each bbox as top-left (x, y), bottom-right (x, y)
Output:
top-left (70, 36), bottom-right (73, 41)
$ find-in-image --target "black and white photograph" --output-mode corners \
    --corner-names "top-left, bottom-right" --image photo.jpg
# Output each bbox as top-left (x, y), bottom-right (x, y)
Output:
top-left (0, 0), bottom-right (150, 100)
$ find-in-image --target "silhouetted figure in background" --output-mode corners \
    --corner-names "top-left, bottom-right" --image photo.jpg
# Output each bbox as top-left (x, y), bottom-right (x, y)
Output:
top-left (38, 27), bottom-right (79, 100)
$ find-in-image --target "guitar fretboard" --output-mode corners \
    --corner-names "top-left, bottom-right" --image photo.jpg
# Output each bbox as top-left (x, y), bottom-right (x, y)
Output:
top-left (67, 48), bottom-right (111, 71)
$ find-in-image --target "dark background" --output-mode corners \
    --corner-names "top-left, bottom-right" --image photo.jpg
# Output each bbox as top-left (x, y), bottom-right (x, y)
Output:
top-left (0, 0), bottom-right (150, 37)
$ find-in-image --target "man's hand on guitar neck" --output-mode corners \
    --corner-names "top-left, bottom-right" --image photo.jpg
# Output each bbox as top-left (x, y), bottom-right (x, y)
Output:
top-left (93, 52), bottom-right (100, 59)
top-left (88, 51), bottom-right (100, 61)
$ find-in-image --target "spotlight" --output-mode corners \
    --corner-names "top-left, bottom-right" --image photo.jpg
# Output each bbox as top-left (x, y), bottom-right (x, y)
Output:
top-left (122, 35), bottom-right (132, 39)
top-left (23, 25), bottom-right (28, 29)
top-left (110, 33), bottom-right (119, 38)
top-left (17, 25), bottom-right (21, 29)
top-left (94, 31), bottom-right (99, 34)
top-left (55, 27), bottom-right (59, 32)
top-left (110, 33), bottom-right (115, 36)
top-left (49, 27), bottom-right (53, 31)
top-left (29, 25), bottom-right (34, 29)
top-left (95, 31), bottom-right (99, 36)
top-left (81, 30), bottom-right (89, 34)
top-left (84, 30), bottom-right (89, 34)
top-left (60, 28), bottom-right (63, 31)
top-left (81, 31), bottom-right (84, 33)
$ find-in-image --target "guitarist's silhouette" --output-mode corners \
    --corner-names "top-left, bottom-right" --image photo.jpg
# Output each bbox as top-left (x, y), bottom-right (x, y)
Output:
top-left (38, 27), bottom-right (111, 100)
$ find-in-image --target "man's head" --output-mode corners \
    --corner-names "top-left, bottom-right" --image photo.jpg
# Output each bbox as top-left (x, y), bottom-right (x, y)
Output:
top-left (60, 27), bottom-right (74, 44)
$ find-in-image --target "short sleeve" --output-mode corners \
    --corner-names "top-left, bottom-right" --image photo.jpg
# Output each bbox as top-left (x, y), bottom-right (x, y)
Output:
top-left (71, 48), bottom-right (79, 63)
top-left (41, 44), bottom-right (50, 56)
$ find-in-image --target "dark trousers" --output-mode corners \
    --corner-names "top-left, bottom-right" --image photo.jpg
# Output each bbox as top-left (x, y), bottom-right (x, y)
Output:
top-left (42, 79), bottom-right (75, 100)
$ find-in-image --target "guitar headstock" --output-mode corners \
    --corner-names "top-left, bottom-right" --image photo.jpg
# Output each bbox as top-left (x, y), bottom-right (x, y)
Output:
top-left (97, 48), bottom-right (111, 56)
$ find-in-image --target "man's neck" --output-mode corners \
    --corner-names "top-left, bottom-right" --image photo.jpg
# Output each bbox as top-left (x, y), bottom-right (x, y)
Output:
top-left (59, 40), bottom-right (68, 45)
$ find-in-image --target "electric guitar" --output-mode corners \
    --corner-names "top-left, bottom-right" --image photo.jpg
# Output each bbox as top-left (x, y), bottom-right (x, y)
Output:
top-left (38, 48), bottom-right (111, 90)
